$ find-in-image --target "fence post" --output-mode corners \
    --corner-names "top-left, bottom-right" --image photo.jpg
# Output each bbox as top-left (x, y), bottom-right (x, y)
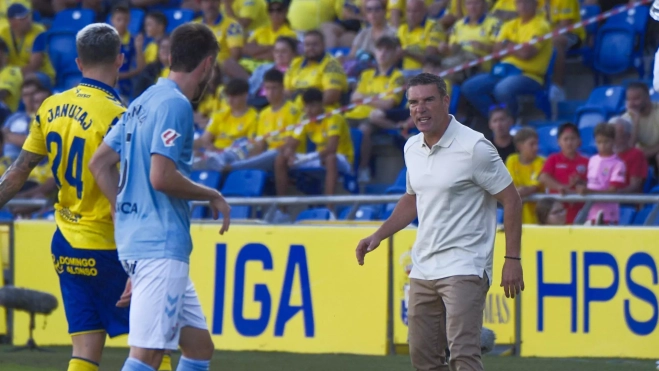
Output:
top-left (387, 235), bottom-right (395, 355)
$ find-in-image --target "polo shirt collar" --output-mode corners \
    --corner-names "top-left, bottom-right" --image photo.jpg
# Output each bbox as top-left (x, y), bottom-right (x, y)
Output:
top-left (375, 64), bottom-right (395, 77)
top-left (464, 14), bottom-right (486, 24)
top-left (79, 78), bottom-right (121, 102)
top-left (421, 115), bottom-right (458, 149)
top-left (301, 53), bottom-right (326, 67)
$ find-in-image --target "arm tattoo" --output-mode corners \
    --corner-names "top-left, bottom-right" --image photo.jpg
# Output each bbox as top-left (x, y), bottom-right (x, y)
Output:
top-left (0, 150), bottom-right (46, 208)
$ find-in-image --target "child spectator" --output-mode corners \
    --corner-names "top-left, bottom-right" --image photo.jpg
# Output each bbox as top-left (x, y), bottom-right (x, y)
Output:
top-left (535, 197), bottom-right (566, 225)
top-left (610, 116), bottom-right (648, 193)
top-left (488, 105), bottom-right (516, 162)
top-left (539, 122), bottom-right (589, 224)
top-left (133, 36), bottom-right (171, 99)
top-left (194, 78), bottom-right (258, 160)
top-left (110, 5), bottom-right (145, 100)
top-left (580, 123), bottom-right (627, 225)
top-left (143, 11), bottom-right (167, 64)
top-left (506, 127), bottom-right (545, 224)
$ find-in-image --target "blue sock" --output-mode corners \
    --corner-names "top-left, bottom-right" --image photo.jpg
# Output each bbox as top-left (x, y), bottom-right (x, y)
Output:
top-left (122, 358), bottom-right (156, 371)
top-left (176, 356), bottom-right (210, 371)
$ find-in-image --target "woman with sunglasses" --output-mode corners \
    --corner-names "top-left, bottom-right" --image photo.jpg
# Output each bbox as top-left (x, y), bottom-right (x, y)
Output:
top-left (347, 0), bottom-right (397, 60)
top-left (243, 0), bottom-right (297, 61)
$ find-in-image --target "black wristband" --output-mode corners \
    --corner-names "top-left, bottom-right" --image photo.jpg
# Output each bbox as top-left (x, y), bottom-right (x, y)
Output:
top-left (504, 256), bottom-right (521, 260)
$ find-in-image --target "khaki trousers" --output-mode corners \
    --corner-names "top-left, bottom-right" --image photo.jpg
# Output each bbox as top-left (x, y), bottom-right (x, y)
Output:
top-left (408, 274), bottom-right (490, 371)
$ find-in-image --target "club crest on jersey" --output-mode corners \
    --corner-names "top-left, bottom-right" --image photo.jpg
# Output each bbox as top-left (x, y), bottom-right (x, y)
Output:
top-left (161, 129), bottom-right (181, 147)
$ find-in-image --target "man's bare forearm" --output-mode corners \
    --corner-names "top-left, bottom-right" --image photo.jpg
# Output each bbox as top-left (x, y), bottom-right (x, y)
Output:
top-left (95, 166), bottom-right (119, 208)
top-left (0, 150), bottom-right (45, 208)
top-left (373, 193), bottom-right (417, 241)
top-left (503, 193), bottom-right (522, 258)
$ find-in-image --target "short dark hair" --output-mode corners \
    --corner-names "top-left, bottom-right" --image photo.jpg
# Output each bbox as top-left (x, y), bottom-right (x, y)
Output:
top-left (304, 30), bottom-right (324, 42)
top-left (22, 75), bottom-right (45, 92)
top-left (302, 88), bottom-right (323, 104)
top-left (489, 105), bottom-right (512, 119)
top-left (146, 11), bottom-right (168, 28)
top-left (627, 81), bottom-right (650, 96)
top-left (76, 24), bottom-right (122, 67)
top-left (170, 23), bottom-right (219, 73)
top-left (275, 36), bottom-right (298, 53)
top-left (111, 5), bottom-right (130, 16)
top-left (536, 197), bottom-right (557, 225)
top-left (407, 72), bottom-right (447, 97)
top-left (594, 122), bottom-right (615, 139)
top-left (558, 122), bottom-right (580, 138)
top-left (375, 35), bottom-right (398, 50)
top-left (224, 78), bottom-right (249, 96)
top-left (264, 68), bottom-right (284, 84)
top-left (513, 127), bottom-right (538, 146)
top-left (423, 54), bottom-right (442, 68)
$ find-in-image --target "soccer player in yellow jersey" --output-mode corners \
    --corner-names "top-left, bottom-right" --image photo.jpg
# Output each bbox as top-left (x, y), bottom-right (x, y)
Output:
top-left (196, 0), bottom-right (249, 78)
top-left (284, 30), bottom-right (348, 109)
top-left (506, 127), bottom-right (545, 223)
top-left (0, 38), bottom-right (23, 113)
top-left (0, 24), bottom-right (173, 371)
top-left (346, 36), bottom-right (404, 182)
top-left (275, 88), bottom-right (353, 211)
top-left (396, 0), bottom-right (444, 71)
top-left (461, 0), bottom-right (552, 118)
top-left (0, 3), bottom-right (55, 83)
top-left (548, 0), bottom-right (584, 102)
top-left (244, 0), bottom-right (297, 61)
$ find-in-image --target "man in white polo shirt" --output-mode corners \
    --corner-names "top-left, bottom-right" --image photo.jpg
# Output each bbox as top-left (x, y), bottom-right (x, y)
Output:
top-left (355, 73), bottom-right (524, 371)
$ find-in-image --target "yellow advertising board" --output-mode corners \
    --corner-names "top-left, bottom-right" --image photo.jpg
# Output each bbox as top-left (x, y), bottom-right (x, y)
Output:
top-left (13, 221), bottom-right (389, 355)
top-left (521, 227), bottom-right (659, 359)
top-left (392, 228), bottom-right (516, 346)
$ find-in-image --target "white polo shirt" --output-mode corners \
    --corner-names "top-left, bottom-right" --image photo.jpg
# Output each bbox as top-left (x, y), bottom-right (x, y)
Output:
top-left (405, 116), bottom-right (512, 284)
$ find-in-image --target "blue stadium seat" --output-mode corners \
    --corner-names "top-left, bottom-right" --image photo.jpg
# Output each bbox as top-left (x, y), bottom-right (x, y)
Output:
top-left (385, 167), bottom-right (406, 194)
top-left (296, 207), bottom-right (333, 222)
top-left (619, 206), bottom-right (636, 226)
top-left (339, 205), bottom-right (379, 221)
top-left (496, 208), bottom-right (504, 224)
top-left (350, 128), bottom-right (362, 174)
top-left (221, 169), bottom-right (267, 197)
top-left (652, 88), bottom-right (659, 103)
top-left (534, 50), bottom-right (556, 119)
top-left (230, 205), bottom-right (251, 219)
top-left (106, 9), bottom-right (145, 35)
top-left (581, 5), bottom-right (601, 36)
top-left (557, 100), bottom-right (586, 121)
top-left (509, 125), bottom-right (522, 136)
top-left (0, 210), bottom-right (13, 221)
top-left (537, 124), bottom-right (560, 157)
top-left (605, 5), bottom-right (648, 78)
top-left (644, 167), bottom-right (656, 193)
top-left (632, 205), bottom-right (652, 225)
top-left (380, 203), bottom-right (396, 220)
top-left (579, 126), bottom-right (597, 156)
top-left (593, 23), bottom-right (636, 77)
top-left (52, 9), bottom-right (95, 32)
top-left (585, 86), bottom-right (626, 115)
top-left (364, 183), bottom-right (389, 194)
top-left (328, 47), bottom-right (351, 58)
top-left (163, 9), bottom-right (194, 34)
top-left (449, 84), bottom-right (460, 115)
top-left (47, 31), bottom-right (78, 74)
top-left (190, 170), bottom-right (222, 219)
top-left (575, 106), bottom-right (607, 129)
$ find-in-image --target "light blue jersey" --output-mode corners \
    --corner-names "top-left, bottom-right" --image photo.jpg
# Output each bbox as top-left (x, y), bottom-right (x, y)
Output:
top-left (105, 78), bottom-right (194, 263)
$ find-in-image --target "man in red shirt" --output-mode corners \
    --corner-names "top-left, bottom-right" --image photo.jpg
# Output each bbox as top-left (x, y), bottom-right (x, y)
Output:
top-left (539, 123), bottom-right (590, 224)
top-left (610, 116), bottom-right (648, 193)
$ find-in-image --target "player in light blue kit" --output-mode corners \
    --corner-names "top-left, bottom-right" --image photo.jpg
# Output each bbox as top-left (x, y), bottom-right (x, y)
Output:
top-left (89, 23), bottom-right (231, 371)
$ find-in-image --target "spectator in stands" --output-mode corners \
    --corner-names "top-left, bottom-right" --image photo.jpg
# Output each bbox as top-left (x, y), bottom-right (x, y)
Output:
top-left (388, 0), bottom-right (443, 28)
top-left (321, 0), bottom-right (363, 49)
top-left (2, 76), bottom-right (50, 161)
top-left (274, 88), bottom-right (354, 218)
top-left (488, 105), bottom-right (516, 162)
top-left (133, 36), bottom-right (170, 98)
top-left (195, 78), bottom-right (258, 165)
top-left (581, 123), bottom-right (626, 225)
top-left (110, 5), bottom-right (145, 100)
top-left (439, 0), bottom-right (500, 84)
top-left (143, 11), bottom-right (168, 65)
top-left (345, 36), bottom-right (405, 183)
top-left (490, 0), bottom-right (546, 21)
top-left (623, 82), bottom-right (659, 171)
top-left (348, 0), bottom-right (397, 60)
top-left (0, 38), bottom-right (23, 114)
top-left (0, 3), bottom-right (54, 84)
top-left (288, 0), bottom-right (338, 32)
top-left (249, 36), bottom-right (298, 100)
top-left (548, 0), bottom-right (584, 103)
top-left (610, 116), bottom-right (648, 193)
top-left (461, 0), bottom-right (552, 118)
top-left (506, 127), bottom-right (545, 224)
top-left (211, 69), bottom-right (303, 172)
top-left (244, 0), bottom-right (297, 61)
top-left (535, 197), bottom-right (566, 225)
top-left (1, 0), bottom-right (30, 29)
top-left (285, 30), bottom-right (348, 109)
top-left (397, 0), bottom-right (444, 73)
top-left (223, 0), bottom-right (269, 32)
top-left (539, 122), bottom-right (589, 224)
top-left (196, 0), bottom-right (249, 78)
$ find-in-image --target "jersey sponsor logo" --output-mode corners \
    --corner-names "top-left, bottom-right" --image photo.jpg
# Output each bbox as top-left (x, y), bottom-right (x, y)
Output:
top-left (118, 202), bottom-right (138, 214)
top-left (161, 129), bottom-right (181, 147)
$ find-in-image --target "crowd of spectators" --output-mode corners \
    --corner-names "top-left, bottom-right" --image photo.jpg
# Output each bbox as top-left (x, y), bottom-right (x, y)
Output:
top-left (0, 0), bottom-right (655, 224)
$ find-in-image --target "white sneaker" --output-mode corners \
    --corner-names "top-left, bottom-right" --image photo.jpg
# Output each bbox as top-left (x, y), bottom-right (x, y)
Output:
top-left (358, 168), bottom-right (371, 183)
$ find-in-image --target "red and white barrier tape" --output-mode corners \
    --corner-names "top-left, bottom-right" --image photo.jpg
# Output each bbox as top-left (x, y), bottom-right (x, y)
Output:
top-left (227, 0), bottom-right (650, 153)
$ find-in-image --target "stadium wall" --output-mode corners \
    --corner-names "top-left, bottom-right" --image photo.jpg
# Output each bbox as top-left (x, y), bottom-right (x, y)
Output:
top-left (8, 221), bottom-right (659, 358)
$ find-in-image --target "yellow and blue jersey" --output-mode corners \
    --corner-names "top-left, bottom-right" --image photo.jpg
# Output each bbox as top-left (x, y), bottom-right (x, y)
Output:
top-left (284, 54), bottom-right (348, 109)
top-left (205, 106), bottom-right (258, 149)
top-left (397, 19), bottom-right (445, 70)
top-left (295, 112), bottom-right (354, 165)
top-left (548, 0), bottom-right (585, 42)
top-left (449, 15), bottom-right (501, 57)
top-left (0, 23), bottom-right (55, 82)
top-left (257, 100), bottom-right (305, 151)
top-left (117, 32), bottom-right (136, 96)
top-left (143, 39), bottom-right (159, 64)
top-left (496, 14), bottom-right (553, 84)
top-left (22, 78), bottom-right (126, 250)
top-left (248, 23), bottom-right (297, 47)
top-left (194, 14), bottom-right (244, 63)
top-left (0, 65), bottom-right (23, 112)
top-left (345, 66), bottom-right (405, 120)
